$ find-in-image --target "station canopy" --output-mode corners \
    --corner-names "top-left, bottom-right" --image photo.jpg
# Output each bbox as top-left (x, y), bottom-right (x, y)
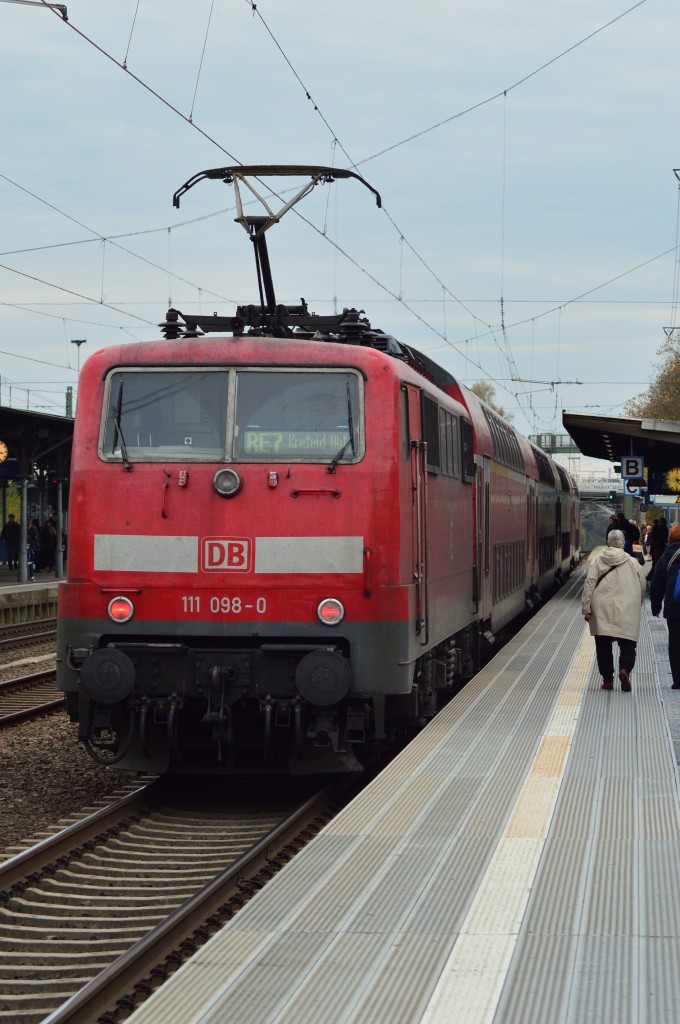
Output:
top-left (0, 406), bottom-right (73, 480)
top-left (561, 409), bottom-right (680, 497)
top-left (563, 411), bottom-right (680, 495)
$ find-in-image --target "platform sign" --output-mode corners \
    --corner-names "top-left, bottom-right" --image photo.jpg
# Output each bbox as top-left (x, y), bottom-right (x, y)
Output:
top-left (621, 455), bottom-right (644, 479)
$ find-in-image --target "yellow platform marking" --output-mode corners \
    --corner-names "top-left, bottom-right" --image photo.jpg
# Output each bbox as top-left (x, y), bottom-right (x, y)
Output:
top-left (421, 622), bottom-right (592, 1024)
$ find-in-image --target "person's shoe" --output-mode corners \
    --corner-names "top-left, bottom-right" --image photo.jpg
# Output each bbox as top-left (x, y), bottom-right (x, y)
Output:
top-left (601, 680), bottom-right (613, 690)
top-left (672, 683), bottom-right (680, 690)
top-left (619, 668), bottom-right (631, 692)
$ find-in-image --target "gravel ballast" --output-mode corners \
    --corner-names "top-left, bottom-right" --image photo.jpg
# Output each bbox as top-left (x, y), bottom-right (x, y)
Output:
top-left (0, 713), bottom-right (141, 857)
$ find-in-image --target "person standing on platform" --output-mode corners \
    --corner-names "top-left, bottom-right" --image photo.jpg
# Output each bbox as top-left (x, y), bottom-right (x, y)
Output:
top-left (27, 519), bottom-right (41, 570)
top-left (649, 517), bottom-right (668, 573)
top-left (1, 514), bottom-right (20, 571)
top-left (616, 512), bottom-right (634, 555)
top-left (40, 516), bottom-right (57, 572)
top-left (581, 529), bottom-right (647, 692)
top-left (605, 515), bottom-right (618, 541)
top-left (649, 523), bottom-right (680, 689)
top-left (26, 519), bottom-right (40, 581)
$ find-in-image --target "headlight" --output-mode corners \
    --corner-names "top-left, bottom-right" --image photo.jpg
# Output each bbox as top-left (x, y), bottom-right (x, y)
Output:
top-left (213, 468), bottom-right (242, 497)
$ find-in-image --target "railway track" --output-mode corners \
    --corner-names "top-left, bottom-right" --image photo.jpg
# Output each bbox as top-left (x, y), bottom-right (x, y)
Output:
top-left (0, 618), bottom-right (57, 652)
top-left (0, 669), bottom-right (63, 724)
top-left (0, 776), bottom-right (343, 1023)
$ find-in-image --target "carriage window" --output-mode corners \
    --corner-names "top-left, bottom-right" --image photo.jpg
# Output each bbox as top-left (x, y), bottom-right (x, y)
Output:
top-left (101, 370), bottom-right (228, 461)
top-left (233, 370), bottom-right (363, 462)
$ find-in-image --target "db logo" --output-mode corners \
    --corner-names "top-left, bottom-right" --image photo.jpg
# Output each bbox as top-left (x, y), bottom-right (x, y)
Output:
top-left (202, 537), bottom-right (252, 573)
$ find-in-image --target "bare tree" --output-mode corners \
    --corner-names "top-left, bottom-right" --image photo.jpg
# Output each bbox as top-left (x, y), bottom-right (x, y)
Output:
top-left (470, 381), bottom-right (512, 421)
top-left (625, 340), bottom-right (680, 420)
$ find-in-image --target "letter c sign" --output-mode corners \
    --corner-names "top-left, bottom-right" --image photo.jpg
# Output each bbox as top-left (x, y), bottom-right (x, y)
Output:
top-left (201, 537), bottom-right (251, 572)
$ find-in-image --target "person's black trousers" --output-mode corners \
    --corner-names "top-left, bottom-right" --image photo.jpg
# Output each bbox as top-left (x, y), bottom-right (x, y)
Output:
top-left (594, 634), bottom-right (637, 682)
top-left (667, 619), bottom-right (680, 687)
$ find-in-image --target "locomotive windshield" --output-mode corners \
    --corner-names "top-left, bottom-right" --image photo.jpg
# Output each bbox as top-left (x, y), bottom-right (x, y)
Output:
top-left (233, 370), bottom-right (360, 460)
top-left (100, 367), bottom-right (363, 464)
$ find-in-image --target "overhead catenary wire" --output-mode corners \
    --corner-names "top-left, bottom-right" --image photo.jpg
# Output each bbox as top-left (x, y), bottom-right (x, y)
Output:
top-left (0, 173), bottom-right (238, 304)
top-left (0, 262), bottom-right (156, 326)
top-left (357, 0), bottom-right (650, 167)
top-left (243, 0), bottom-right (357, 173)
top-left (189, 0), bottom-right (216, 122)
top-left (25, 0), bottom-right (664, 424)
top-left (122, 0), bottom-right (141, 69)
top-left (669, 177), bottom-right (680, 337)
top-left (54, 0), bottom-right (517, 395)
top-left (233, 0), bottom-right (652, 426)
top-left (36, 0), bottom-right (242, 166)
top-left (30, 0), bottom-right (515, 401)
top-left (241, 0), bottom-right (515, 394)
top-left (30, 0), bottom-right (661, 356)
top-left (0, 298), bottom-right (152, 331)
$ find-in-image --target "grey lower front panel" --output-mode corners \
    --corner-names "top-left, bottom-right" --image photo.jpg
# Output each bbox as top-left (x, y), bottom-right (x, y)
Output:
top-left (57, 616), bottom-right (418, 699)
top-left (56, 616), bottom-right (426, 773)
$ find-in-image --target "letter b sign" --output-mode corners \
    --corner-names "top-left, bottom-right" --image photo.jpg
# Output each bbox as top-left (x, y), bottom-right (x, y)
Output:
top-left (621, 456), bottom-right (643, 479)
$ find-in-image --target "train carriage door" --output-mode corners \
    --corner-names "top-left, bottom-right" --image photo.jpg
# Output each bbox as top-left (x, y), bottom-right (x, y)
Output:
top-left (477, 455), bottom-right (492, 623)
top-left (404, 384), bottom-right (428, 642)
top-left (527, 481), bottom-right (536, 584)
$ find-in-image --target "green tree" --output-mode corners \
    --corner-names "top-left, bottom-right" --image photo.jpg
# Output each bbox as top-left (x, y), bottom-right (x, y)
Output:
top-left (625, 340), bottom-right (680, 420)
top-left (470, 381), bottom-right (511, 421)
top-left (2, 483), bottom-right (20, 520)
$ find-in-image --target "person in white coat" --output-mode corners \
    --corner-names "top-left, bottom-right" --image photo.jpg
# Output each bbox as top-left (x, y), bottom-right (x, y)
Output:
top-left (581, 529), bottom-right (647, 692)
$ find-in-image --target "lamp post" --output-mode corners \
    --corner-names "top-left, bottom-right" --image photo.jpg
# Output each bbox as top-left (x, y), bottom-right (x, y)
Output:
top-left (71, 339), bottom-right (87, 373)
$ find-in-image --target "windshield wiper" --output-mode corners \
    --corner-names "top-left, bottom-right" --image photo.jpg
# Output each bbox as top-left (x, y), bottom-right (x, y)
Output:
top-left (112, 380), bottom-right (132, 472)
top-left (327, 381), bottom-right (356, 474)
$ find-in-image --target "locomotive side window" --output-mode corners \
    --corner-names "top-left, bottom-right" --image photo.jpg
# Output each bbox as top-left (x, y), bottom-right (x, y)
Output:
top-left (233, 370), bottom-right (363, 463)
top-left (422, 395), bottom-right (440, 473)
top-left (101, 370), bottom-right (228, 462)
top-left (400, 386), bottom-right (410, 460)
top-left (461, 418), bottom-right (475, 483)
top-left (438, 408), bottom-right (460, 478)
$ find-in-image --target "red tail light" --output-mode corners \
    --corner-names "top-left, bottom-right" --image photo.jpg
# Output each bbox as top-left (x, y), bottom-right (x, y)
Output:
top-left (108, 596), bottom-right (134, 623)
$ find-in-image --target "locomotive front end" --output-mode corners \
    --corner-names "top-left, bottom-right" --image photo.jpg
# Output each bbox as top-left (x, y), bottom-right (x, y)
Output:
top-left (57, 340), bottom-right (406, 773)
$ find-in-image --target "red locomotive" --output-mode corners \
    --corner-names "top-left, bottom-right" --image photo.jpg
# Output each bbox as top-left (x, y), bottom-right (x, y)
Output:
top-left (56, 167), bottom-right (579, 773)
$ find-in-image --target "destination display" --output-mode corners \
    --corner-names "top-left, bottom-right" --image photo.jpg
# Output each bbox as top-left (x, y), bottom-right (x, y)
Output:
top-left (242, 429), bottom-right (351, 456)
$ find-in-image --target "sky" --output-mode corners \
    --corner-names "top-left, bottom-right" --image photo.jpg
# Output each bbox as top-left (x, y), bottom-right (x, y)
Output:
top-left (1, 0), bottom-right (678, 476)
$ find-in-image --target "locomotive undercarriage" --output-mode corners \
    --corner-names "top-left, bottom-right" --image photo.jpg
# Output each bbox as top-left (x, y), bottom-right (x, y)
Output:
top-left (66, 623), bottom-right (479, 773)
top-left (68, 635), bottom-right (369, 773)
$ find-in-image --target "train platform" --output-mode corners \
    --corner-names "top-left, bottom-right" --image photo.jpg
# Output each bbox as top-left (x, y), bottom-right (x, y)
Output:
top-left (124, 566), bottom-right (680, 1024)
top-left (0, 565), bottom-right (58, 623)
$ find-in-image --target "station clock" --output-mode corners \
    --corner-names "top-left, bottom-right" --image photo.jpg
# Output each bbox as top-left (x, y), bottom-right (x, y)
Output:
top-left (664, 467), bottom-right (680, 493)
top-left (0, 440), bottom-right (7, 463)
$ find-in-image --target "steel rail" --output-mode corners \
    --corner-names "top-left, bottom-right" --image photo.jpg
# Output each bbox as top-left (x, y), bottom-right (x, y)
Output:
top-left (42, 786), bottom-right (334, 1024)
top-left (0, 780), bottom-right (160, 888)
